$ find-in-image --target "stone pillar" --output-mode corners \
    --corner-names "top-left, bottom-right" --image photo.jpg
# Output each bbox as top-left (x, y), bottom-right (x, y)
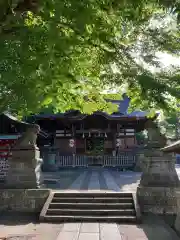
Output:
top-left (135, 152), bottom-right (146, 172)
top-left (42, 148), bottom-right (58, 172)
top-left (6, 146), bottom-right (44, 189)
top-left (137, 120), bottom-right (180, 214)
top-left (137, 146), bottom-right (179, 214)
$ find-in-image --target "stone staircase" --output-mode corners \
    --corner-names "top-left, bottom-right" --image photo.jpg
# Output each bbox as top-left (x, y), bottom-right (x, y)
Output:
top-left (40, 192), bottom-right (140, 223)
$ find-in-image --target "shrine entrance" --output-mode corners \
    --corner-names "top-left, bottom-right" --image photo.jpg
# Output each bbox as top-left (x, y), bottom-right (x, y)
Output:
top-left (86, 137), bottom-right (105, 166)
top-left (86, 137), bottom-right (104, 155)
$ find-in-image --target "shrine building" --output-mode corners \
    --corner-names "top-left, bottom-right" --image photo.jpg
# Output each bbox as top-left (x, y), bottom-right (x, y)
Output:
top-left (25, 94), bottom-right (157, 170)
top-left (0, 94), bottom-right (157, 175)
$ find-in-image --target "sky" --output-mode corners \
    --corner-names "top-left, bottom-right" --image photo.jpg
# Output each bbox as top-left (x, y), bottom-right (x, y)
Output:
top-left (157, 52), bottom-right (180, 67)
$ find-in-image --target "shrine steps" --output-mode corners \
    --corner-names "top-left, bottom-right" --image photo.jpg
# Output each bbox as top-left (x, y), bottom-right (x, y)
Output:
top-left (40, 192), bottom-right (140, 223)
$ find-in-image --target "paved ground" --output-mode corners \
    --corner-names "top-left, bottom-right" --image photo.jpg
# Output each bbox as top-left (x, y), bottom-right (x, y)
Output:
top-left (0, 215), bottom-right (179, 240)
top-left (1, 166), bottom-right (180, 239)
top-left (43, 168), bottom-right (141, 192)
top-left (44, 164), bottom-right (180, 192)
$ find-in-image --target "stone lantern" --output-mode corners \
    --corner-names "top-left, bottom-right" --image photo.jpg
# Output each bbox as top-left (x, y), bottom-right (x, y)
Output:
top-left (137, 120), bottom-right (179, 216)
top-left (162, 140), bottom-right (180, 234)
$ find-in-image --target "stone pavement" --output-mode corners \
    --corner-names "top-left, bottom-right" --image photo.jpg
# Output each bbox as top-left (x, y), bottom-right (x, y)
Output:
top-left (43, 168), bottom-right (141, 192)
top-left (43, 165), bottom-right (180, 192)
top-left (1, 166), bottom-right (180, 239)
top-left (0, 215), bottom-right (179, 240)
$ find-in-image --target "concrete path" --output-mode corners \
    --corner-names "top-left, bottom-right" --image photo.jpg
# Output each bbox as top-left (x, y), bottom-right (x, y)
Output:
top-left (0, 215), bottom-right (179, 240)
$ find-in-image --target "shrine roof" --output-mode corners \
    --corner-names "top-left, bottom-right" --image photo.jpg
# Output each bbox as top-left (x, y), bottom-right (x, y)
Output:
top-left (27, 94), bottom-right (158, 121)
top-left (0, 112), bottom-right (49, 137)
top-left (0, 111), bottom-right (30, 129)
top-left (32, 110), bottom-right (155, 121)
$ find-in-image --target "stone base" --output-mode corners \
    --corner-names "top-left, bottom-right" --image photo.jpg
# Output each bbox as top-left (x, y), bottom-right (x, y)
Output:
top-left (174, 191), bottom-right (180, 235)
top-left (137, 186), bottom-right (178, 214)
top-left (6, 147), bottom-right (44, 188)
top-left (139, 151), bottom-right (179, 187)
top-left (0, 189), bottom-right (50, 214)
top-left (140, 171), bottom-right (180, 187)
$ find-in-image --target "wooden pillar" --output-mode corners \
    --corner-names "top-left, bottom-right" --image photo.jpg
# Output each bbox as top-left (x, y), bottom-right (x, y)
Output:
top-left (81, 122), bottom-right (86, 154)
top-left (84, 137), bottom-right (86, 154)
top-left (71, 123), bottom-right (76, 155)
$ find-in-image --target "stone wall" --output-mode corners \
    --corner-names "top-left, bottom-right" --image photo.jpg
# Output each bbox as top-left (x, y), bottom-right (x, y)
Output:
top-left (174, 191), bottom-right (180, 235)
top-left (137, 186), bottom-right (178, 214)
top-left (0, 189), bottom-right (50, 214)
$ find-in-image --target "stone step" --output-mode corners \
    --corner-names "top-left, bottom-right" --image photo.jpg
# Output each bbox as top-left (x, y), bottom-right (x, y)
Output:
top-left (46, 209), bottom-right (136, 216)
top-left (40, 192), bottom-right (138, 223)
top-left (49, 202), bottom-right (134, 209)
top-left (42, 215), bottom-right (137, 223)
top-left (53, 192), bottom-right (133, 198)
top-left (52, 197), bottom-right (133, 203)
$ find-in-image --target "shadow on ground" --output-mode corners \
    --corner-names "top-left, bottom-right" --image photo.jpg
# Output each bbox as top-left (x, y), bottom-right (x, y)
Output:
top-left (0, 214), bottom-right (38, 226)
top-left (136, 214), bottom-right (180, 240)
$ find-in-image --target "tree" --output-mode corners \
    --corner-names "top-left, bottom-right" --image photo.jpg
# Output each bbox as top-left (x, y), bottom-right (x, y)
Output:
top-left (102, 12), bottom-right (180, 113)
top-left (0, 0), bottom-right (179, 115)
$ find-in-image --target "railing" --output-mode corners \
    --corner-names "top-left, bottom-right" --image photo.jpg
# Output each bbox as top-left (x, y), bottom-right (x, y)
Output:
top-left (0, 148), bottom-right (138, 181)
top-left (51, 150), bottom-right (138, 168)
top-left (57, 155), bottom-right (88, 167)
top-left (103, 154), bottom-right (136, 167)
top-left (57, 155), bottom-right (73, 167)
top-left (74, 155), bottom-right (88, 167)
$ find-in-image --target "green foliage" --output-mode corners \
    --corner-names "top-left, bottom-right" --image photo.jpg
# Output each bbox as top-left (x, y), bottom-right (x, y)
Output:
top-left (158, 111), bottom-right (178, 138)
top-left (0, 0), bottom-right (179, 115)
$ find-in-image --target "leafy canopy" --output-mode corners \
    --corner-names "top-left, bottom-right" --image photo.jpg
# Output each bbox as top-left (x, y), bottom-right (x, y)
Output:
top-left (0, 0), bottom-right (179, 115)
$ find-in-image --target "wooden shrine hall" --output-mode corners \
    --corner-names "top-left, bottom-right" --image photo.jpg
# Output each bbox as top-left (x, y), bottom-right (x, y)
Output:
top-left (25, 94), bottom-right (157, 170)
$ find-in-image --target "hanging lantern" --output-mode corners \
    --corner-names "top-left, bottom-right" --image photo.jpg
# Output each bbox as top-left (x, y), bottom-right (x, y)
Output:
top-left (82, 133), bottom-right (85, 138)
top-left (105, 132), bottom-right (107, 138)
top-left (69, 139), bottom-right (75, 147)
top-left (116, 138), bottom-right (121, 147)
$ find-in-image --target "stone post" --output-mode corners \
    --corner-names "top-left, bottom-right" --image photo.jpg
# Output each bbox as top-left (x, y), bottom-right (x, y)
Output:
top-left (135, 152), bottom-right (147, 172)
top-left (160, 139), bottom-right (180, 232)
top-left (42, 148), bottom-right (58, 172)
top-left (5, 124), bottom-right (44, 189)
top-left (137, 121), bottom-right (179, 215)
